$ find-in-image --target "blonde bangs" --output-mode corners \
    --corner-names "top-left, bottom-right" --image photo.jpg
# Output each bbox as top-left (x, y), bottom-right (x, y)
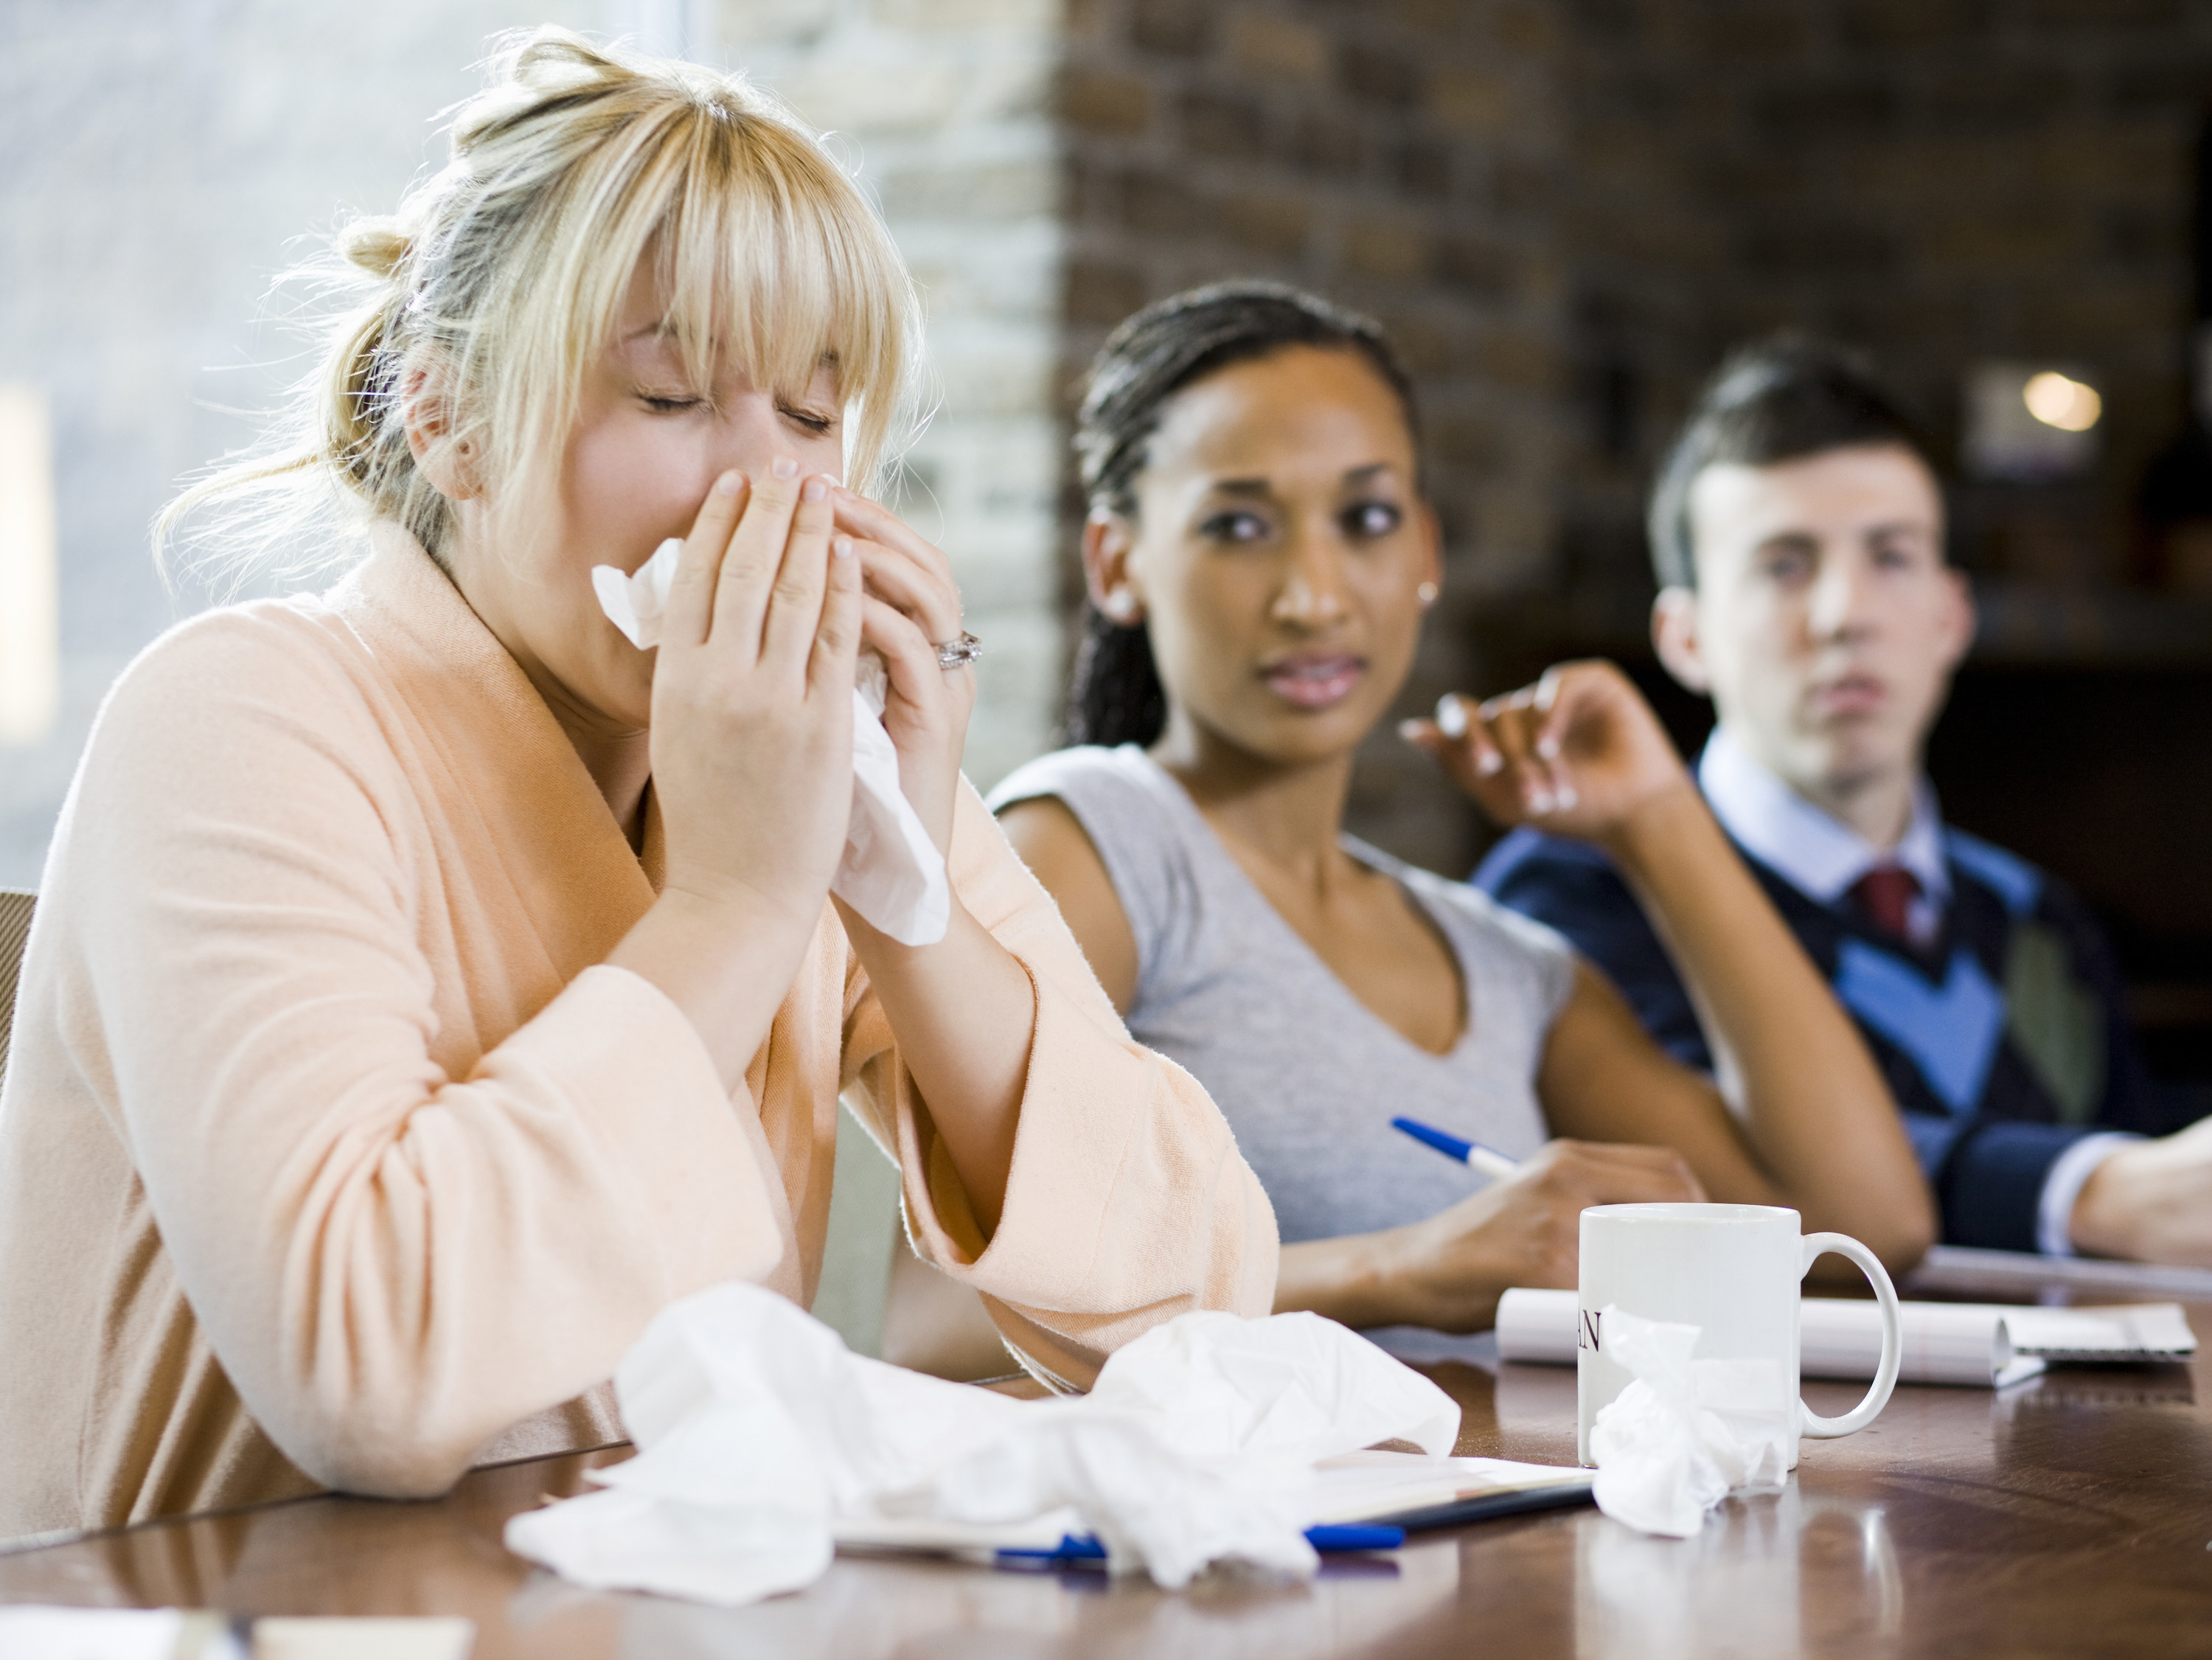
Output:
top-left (659, 105), bottom-right (911, 491)
top-left (479, 65), bottom-right (915, 552)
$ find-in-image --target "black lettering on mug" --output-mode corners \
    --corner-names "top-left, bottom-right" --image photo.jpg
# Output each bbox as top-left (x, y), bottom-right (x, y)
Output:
top-left (1577, 1307), bottom-right (1602, 1354)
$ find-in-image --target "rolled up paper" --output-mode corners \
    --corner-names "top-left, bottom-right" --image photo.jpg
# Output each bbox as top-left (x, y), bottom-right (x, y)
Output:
top-left (1497, 1288), bottom-right (2046, 1389)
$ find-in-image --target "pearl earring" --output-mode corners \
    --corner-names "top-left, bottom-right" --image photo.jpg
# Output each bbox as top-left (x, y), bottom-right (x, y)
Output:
top-left (1105, 592), bottom-right (1139, 622)
top-left (1416, 581), bottom-right (1439, 608)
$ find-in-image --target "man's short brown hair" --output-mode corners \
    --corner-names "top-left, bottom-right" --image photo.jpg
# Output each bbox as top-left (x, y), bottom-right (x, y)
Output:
top-left (1648, 335), bottom-right (1938, 589)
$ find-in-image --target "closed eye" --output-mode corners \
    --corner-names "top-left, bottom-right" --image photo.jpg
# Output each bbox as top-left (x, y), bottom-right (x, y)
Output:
top-left (780, 403), bottom-right (838, 437)
top-left (638, 391), bottom-right (708, 416)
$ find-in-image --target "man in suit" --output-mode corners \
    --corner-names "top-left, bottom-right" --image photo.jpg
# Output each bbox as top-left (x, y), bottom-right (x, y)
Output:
top-left (1478, 336), bottom-right (2211, 1262)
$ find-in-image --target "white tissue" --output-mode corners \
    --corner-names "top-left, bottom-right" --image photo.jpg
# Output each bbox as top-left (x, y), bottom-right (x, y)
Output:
top-left (592, 539), bottom-right (950, 946)
top-left (1085, 1310), bottom-right (1463, 1465)
top-left (1587, 1306), bottom-right (1790, 1539)
top-left (589, 541), bottom-right (682, 650)
top-left (504, 1283), bottom-right (1460, 1604)
top-left (0, 1611), bottom-right (473, 1660)
top-left (0, 1608), bottom-right (180, 1660)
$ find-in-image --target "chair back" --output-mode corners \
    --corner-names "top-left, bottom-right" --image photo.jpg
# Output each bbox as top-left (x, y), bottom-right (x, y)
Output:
top-left (0, 889), bottom-right (32, 1088)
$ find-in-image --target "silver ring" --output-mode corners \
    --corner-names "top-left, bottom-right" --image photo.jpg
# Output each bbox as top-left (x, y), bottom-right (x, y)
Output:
top-left (934, 631), bottom-right (982, 670)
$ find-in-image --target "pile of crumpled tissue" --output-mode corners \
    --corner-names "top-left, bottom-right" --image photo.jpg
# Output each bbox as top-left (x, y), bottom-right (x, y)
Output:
top-left (506, 1283), bottom-right (1461, 1605)
top-left (1587, 1305), bottom-right (1792, 1538)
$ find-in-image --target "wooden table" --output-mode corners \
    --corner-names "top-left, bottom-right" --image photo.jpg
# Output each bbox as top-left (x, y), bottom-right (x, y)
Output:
top-left (6, 1260), bottom-right (2211, 1659)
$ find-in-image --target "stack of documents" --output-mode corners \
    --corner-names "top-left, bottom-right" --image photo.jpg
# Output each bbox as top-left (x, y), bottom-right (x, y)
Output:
top-left (1495, 1288), bottom-right (2197, 1389)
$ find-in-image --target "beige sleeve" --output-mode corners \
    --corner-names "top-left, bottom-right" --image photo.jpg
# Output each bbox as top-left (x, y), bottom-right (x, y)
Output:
top-left (840, 780), bottom-right (1279, 1390)
top-left (69, 616), bottom-right (785, 1498)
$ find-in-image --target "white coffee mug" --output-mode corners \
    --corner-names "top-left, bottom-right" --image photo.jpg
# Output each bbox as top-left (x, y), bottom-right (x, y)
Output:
top-left (1576, 1203), bottom-right (1902, 1468)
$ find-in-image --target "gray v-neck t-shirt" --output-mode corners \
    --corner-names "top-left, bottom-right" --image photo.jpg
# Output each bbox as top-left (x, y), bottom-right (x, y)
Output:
top-left (989, 745), bottom-right (1576, 1246)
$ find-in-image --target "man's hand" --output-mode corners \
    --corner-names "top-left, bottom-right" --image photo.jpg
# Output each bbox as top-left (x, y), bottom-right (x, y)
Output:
top-left (2070, 1120), bottom-right (2212, 1265)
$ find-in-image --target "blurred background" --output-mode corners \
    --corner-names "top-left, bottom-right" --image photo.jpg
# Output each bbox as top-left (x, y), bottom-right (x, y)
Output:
top-left (3, 0), bottom-right (2209, 1097)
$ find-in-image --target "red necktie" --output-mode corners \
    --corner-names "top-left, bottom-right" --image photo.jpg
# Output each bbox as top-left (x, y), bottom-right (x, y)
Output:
top-left (1851, 864), bottom-right (1921, 940)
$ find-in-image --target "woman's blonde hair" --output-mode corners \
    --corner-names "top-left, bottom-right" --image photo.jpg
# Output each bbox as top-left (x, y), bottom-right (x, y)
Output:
top-left (160, 27), bottom-right (918, 579)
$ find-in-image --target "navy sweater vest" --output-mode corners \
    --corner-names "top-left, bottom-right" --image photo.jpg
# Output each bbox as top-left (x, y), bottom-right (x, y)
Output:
top-left (1474, 822), bottom-right (2161, 1253)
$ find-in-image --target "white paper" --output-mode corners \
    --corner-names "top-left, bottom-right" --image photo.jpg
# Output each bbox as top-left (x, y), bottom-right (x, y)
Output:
top-left (1912, 1244), bottom-right (2212, 1300)
top-left (2007, 1301), bottom-right (2197, 1360)
top-left (0, 1611), bottom-right (473, 1660)
top-left (1799, 1297), bottom-right (2034, 1388)
top-left (592, 539), bottom-right (950, 946)
top-left (1307, 1449), bottom-right (1591, 1523)
top-left (254, 1619), bottom-right (476, 1660)
top-left (1495, 1287), bottom-right (2132, 1388)
top-left (1587, 1306), bottom-right (1790, 1538)
top-left (504, 1283), bottom-right (1461, 1605)
top-left (0, 1608), bottom-right (181, 1660)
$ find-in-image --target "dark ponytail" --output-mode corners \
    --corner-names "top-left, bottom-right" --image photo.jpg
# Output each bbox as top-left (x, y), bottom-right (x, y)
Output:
top-left (1064, 279), bottom-right (1421, 749)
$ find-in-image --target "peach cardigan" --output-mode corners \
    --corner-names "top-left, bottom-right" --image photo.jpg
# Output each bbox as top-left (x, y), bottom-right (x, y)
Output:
top-left (0, 527), bottom-right (1276, 1539)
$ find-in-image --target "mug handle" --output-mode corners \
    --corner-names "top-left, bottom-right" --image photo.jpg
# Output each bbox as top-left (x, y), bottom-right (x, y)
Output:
top-left (1797, 1232), bottom-right (1902, 1437)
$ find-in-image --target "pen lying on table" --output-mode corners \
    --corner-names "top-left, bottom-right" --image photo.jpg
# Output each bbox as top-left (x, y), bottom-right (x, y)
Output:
top-left (1391, 1115), bottom-right (1520, 1181)
top-left (997, 1524), bottom-right (1407, 1565)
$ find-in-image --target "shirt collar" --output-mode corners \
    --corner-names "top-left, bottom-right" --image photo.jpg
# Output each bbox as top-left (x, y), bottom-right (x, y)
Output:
top-left (1697, 724), bottom-right (1950, 907)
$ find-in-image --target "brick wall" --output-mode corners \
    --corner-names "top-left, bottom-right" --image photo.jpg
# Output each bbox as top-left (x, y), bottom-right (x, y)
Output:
top-left (1561, 0), bottom-right (2212, 603)
top-left (1058, 0), bottom-right (1575, 871)
top-left (723, 0), bottom-right (1071, 792)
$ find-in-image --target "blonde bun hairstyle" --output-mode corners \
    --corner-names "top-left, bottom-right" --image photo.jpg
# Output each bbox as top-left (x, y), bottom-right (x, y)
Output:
top-left (161, 27), bottom-right (918, 578)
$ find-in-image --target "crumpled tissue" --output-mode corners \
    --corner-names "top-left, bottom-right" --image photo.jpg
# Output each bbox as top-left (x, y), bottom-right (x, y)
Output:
top-left (1587, 1305), bottom-right (1792, 1538)
top-left (593, 539), bottom-right (950, 946)
top-left (504, 1282), bottom-right (1460, 1605)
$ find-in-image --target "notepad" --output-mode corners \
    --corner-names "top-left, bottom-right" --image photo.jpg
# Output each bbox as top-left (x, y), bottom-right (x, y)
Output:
top-left (1494, 1287), bottom-right (2197, 1389)
top-left (1305, 1449), bottom-right (1595, 1529)
top-left (2005, 1301), bottom-right (2197, 1361)
top-left (830, 1450), bottom-right (1594, 1559)
top-left (1910, 1245), bottom-right (2212, 1300)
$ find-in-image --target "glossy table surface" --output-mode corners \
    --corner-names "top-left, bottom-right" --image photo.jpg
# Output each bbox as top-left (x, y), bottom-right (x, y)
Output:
top-left (6, 1258), bottom-right (2211, 1659)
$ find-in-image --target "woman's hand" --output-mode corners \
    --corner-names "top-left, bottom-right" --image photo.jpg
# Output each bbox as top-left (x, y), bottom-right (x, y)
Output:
top-left (1275, 1139), bottom-right (1704, 1333)
top-left (834, 489), bottom-right (975, 855)
top-left (1402, 659), bottom-right (1690, 854)
top-left (649, 463), bottom-right (862, 931)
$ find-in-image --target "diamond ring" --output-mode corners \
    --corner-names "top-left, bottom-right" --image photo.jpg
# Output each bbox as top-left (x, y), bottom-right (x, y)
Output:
top-left (934, 631), bottom-right (982, 670)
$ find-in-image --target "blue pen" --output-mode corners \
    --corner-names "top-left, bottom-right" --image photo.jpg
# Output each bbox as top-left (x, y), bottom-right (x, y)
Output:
top-left (1391, 1115), bottom-right (1520, 1181)
top-left (996, 1523), bottom-right (1405, 1566)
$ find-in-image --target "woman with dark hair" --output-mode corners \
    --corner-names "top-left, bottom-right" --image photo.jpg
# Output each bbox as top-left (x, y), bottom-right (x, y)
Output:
top-left (989, 280), bottom-right (1933, 1333)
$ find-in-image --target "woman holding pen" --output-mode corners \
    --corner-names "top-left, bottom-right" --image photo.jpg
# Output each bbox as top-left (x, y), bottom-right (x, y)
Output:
top-left (984, 281), bottom-right (1933, 1338)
